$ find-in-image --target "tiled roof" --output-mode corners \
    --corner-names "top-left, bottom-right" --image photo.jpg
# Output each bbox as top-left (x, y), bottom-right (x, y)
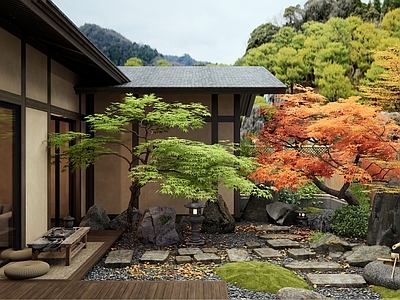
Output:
top-left (115, 66), bottom-right (286, 94)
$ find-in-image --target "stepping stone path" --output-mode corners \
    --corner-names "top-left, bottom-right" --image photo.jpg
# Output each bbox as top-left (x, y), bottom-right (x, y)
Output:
top-left (253, 247), bottom-right (283, 260)
top-left (284, 261), bottom-right (342, 272)
top-left (286, 248), bottom-right (316, 260)
top-left (138, 224), bottom-right (371, 289)
top-left (105, 250), bottom-right (133, 268)
top-left (307, 274), bottom-right (367, 288)
top-left (259, 233), bottom-right (300, 240)
top-left (266, 238), bottom-right (302, 249)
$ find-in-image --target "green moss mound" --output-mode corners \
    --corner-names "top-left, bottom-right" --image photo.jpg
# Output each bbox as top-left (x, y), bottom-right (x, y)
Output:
top-left (215, 261), bottom-right (310, 294)
top-left (371, 286), bottom-right (400, 299)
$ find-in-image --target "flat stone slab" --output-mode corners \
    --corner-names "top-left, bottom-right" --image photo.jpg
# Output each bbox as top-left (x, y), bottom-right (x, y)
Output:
top-left (284, 261), bottom-right (342, 272)
top-left (307, 274), bottom-right (367, 288)
top-left (227, 248), bottom-right (251, 262)
top-left (253, 248), bottom-right (282, 260)
top-left (139, 250), bottom-right (170, 264)
top-left (265, 239), bottom-right (302, 249)
top-left (287, 248), bottom-right (316, 260)
top-left (105, 250), bottom-right (133, 268)
top-left (177, 248), bottom-right (203, 256)
top-left (194, 253), bottom-right (221, 264)
top-left (202, 248), bottom-right (218, 254)
top-left (255, 225), bottom-right (290, 232)
top-left (175, 255), bottom-right (192, 264)
top-left (259, 233), bottom-right (300, 240)
top-left (245, 241), bottom-right (260, 249)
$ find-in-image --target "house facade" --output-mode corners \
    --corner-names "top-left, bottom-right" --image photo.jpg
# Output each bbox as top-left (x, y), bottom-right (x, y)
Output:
top-left (0, 0), bottom-right (286, 250)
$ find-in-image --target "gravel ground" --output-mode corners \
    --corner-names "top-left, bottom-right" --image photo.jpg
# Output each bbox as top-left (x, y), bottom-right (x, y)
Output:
top-left (83, 221), bottom-right (382, 299)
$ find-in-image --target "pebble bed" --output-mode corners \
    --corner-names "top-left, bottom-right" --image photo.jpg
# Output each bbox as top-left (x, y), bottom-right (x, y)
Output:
top-left (83, 221), bottom-right (382, 299)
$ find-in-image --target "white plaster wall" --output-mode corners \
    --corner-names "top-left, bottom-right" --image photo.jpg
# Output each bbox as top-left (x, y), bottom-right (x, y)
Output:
top-left (0, 28), bottom-right (21, 95)
top-left (26, 45), bottom-right (47, 102)
top-left (25, 108), bottom-right (48, 244)
top-left (51, 60), bottom-right (79, 112)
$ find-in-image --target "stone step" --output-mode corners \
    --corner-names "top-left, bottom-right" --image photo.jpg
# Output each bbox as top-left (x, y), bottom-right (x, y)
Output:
top-left (177, 248), bottom-right (202, 256)
top-left (306, 274), bottom-right (367, 288)
top-left (245, 241), bottom-right (261, 249)
top-left (253, 247), bottom-right (283, 260)
top-left (265, 239), bottom-right (302, 249)
top-left (139, 250), bottom-right (169, 264)
top-left (286, 248), bottom-right (316, 260)
top-left (284, 261), bottom-right (342, 272)
top-left (255, 225), bottom-right (290, 232)
top-left (105, 250), bottom-right (133, 268)
top-left (194, 253), bottom-right (221, 264)
top-left (259, 233), bottom-right (300, 240)
top-left (227, 248), bottom-right (251, 262)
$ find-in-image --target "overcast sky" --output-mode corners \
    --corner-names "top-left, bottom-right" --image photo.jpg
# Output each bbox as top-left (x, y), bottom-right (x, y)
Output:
top-left (52, 0), bottom-right (308, 65)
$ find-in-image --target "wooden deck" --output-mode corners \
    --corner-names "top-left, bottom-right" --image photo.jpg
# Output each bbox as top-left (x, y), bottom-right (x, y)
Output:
top-left (0, 230), bottom-right (230, 299)
top-left (0, 280), bottom-right (229, 299)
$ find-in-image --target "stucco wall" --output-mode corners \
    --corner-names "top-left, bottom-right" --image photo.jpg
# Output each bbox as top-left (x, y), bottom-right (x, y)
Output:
top-left (0, 28), bottom-right (21, 95)
top-left (51, 60), bottom-right (79, 112)
top-left (25, 108), bottom-right (48, 244)
top-left (26, 45), bottom-right (47, 102)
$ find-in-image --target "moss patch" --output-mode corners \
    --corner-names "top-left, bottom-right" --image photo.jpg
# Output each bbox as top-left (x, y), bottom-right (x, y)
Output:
top-left (304, 206), bottom-right (322, 214)
top-left (371, 286), bottom-right (400, 299)
top-left (215, 261), bottom-right (310, 294)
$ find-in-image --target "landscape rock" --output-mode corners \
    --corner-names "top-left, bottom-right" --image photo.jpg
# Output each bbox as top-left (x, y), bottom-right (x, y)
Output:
top-left (308, 209), bottom-right (333, 232)
top-left (266, 202), bottom-right (298, 225)
top-left (367, 191), bottom-right (400, 245)
top-left (310, 233), bottom-right (352, 254)
top-left (109, 208), bottom-right (142, 232)
top-left (202, 194), bottom-right (235, 234)
top-left (343, 245), bottom-right (391, 267)
top-left (241, 192), bottom-right (275, 222)
top-left (364, 260), bottom-right (400, 289)
top-left (136, 206), bottom-right (179, 246)
top-left (79, 204), bottom-right (110, 230)
top-left (276, 287), bottom-right (328, 300)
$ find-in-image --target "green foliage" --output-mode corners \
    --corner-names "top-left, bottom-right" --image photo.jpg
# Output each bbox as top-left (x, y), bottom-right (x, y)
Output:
top-left (124, 57), bottom-right (143, 66)
top-left (156, 59), bottom-right (172, 66)
top-left (349, 183), bottom-right (370, 207)
top-left (131, 138), bottom-right (270, 201)
top-left (239, 137), bottom-right (257, 158)
top-left (371, 285), bottom-right (400, 299)
top-left (246, 22), bottom-right (280, 52)
top-left (330, 205), bottom-right (370, 238)
top-left (279, 182), bottom-right (321, 205)
top-left (309, 231), bottom-right (329, 243)
top-left (215, 262), bottom-right (310, 293)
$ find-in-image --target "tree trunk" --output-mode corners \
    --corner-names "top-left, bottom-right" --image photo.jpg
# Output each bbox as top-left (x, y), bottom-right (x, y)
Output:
top-left (126, 180), bottom-right (141, 232)
top-left (312, 177), bottom-right (360, 206)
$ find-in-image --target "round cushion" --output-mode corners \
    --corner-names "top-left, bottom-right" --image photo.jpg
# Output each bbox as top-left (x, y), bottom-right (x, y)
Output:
top-left (1, 248), bottom-right (32, 261)
top-left (4, 261), bottom-right (50, 279)
top-left (0, 248), bottom-right (13, 260)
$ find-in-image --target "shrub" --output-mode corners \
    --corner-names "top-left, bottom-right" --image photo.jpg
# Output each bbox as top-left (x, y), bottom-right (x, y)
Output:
top-left (309, 231), bottom-right (329, 243)
top-left (279, 182), bottom-right (321, 205)
top-left (349, 182), bottom-right (370, 207)
top-left (330, 205), bottom-right (370, 239)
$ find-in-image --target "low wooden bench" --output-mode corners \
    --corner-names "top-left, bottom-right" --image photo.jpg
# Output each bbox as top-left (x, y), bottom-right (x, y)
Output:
top-left (28, 227), bottom-right (90, 266)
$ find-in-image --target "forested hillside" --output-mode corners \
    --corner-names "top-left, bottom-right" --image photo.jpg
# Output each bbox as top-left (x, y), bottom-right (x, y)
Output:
top-left (79, 23), bottom-right (205, 66)
top-left (236, 0), bottom-right (400, 101)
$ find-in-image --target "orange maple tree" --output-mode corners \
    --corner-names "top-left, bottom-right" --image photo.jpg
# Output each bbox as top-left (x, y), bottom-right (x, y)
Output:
top-left (249, 86), bottom-right (400, 206)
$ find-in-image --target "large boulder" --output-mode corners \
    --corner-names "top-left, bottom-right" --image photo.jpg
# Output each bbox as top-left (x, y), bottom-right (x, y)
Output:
top-left (136, 206), bottom-right (179, 246)
top-left (364, 260), bottom-right (400, 289)
top-left (308, 209), bottom-right (334, 232)
top-left (241, 194), bottom-right (274, 222)
top-left (310, 233), bottom-right (352, 254)
top-left (79, 204), bottom-right (110, 230)
top-left (343, 245), bottom-right (391, 267)
top-left (109, 207), bottom-right (142, 232)
top-left (202, 194), bottom-right (235, 234)
top-left (266, 202), bottom-right (298, 225)
top-left (367, 192), bottom-right (400, 245)
top-left (276, 287), bottom-right (328, 300)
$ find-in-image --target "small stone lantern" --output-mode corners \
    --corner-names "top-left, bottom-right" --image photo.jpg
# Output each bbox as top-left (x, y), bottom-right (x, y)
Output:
top-left (184, 201), bottom-right (205, 245)
top-left (295, 209), bottom-right (308, 227)
top-left (63, 213), bottom-right (75, 228)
